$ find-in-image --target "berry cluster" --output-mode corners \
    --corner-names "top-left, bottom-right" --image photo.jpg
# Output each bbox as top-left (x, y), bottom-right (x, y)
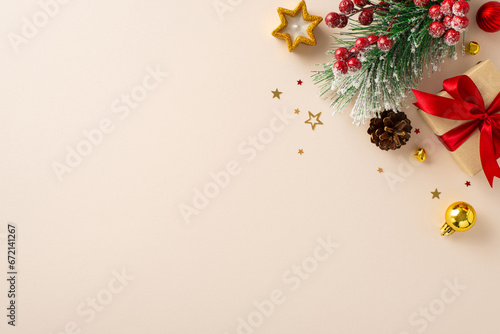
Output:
top-left (325, 0), bottom-right (389, 28)
top-left (326, 0), bottom-right (394, 76)
top-left (427, 0), bottom-right (470, 46)
top-left (332, 34), bottom-right (393, 76)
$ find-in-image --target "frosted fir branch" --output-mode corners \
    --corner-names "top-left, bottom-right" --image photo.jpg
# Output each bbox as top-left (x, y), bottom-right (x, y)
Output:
top-left (313, 0), bottom-right (461, 125)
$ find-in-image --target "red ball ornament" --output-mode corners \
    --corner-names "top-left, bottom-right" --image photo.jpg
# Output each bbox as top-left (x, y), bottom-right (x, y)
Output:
top-left (476, 1), bottom-right (500, 33)
top-left (335, 47), bottom-right (350, 61)
top-left (452, 15), bottom-right (469, 31)
top-left (338, 15), bottom-right (349, 28)
top-left (350, 46), bottom-right (358, 53)
top-left (333, 60), bottom-right (349, 76)
top-left (444, 29), bottom-right (460, 45)
top-left (325, 12), bottom-right (341, 28)
top-left (428, 21), bottom-right (446, 37)
top-left (443, 15), bottom-right (453, 28)
top-left (354, 0), bottom-right (369, 7)
top-left (452, 1), bottom-right (470, 17)
top-left (359, 10), bottom-right (374, 25)
top-left (348, 57), bottom-right (362, 72)
top-left (429, 5), bottom-right (443, 20)
top-left (414, 0), bottom-right (430, 7)
top-left (355, 37), bottom-right (370, 52)
top-left (440, 0), bottom-right (455, 17)
top-left (339, 0), bottom-right (355, 14)
top-left (367, 34), bottom-right (379, 44)
top-left (377, 35), bottom-right (393, 52)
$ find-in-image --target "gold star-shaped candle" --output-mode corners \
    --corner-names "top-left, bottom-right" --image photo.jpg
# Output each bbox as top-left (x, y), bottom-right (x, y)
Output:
top-left (272, 1), bottom-right (323, 52)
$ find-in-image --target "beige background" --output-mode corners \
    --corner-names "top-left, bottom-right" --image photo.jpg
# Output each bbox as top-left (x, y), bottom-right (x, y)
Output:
top-left (1, 0), bottom-right (500, 333)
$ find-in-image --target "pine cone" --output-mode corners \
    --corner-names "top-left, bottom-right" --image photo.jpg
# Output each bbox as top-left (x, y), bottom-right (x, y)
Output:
top-left (367, 110), bottom-right (412, 151)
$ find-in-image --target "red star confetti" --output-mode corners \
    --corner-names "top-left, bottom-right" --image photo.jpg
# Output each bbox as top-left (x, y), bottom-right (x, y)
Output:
top-left (415, 128), bottom-right (420, 134)
top-left (297, 80), bottom-right (303, 85)
top-left (465, 181), bottom-right (471, 187)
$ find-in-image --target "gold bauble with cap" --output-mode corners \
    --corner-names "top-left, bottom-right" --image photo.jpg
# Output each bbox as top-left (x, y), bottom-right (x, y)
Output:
top-left (441, 202), bottom-right (476, 236)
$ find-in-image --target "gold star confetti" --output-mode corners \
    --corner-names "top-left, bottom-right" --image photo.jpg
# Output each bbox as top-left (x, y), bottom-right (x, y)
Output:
top-left (431, 188), bottom-right (441, 199)
top-left (304, 111), bottom-right (323, 130)
top-left (272, 89), bottom-right (282, 99)
top-left (377, 168), bottom-right (384, 173)
top-left (298, 149), bottom-right (304, 155)
top-left (271, 1), bottom-right (323, 52)
top-left (295, 108), bottom-right (300, 114)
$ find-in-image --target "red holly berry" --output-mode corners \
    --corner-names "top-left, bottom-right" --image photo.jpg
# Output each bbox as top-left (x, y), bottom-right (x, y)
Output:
top-left (354, 37), bottom-right (370, 52)
top-left (334, 47), bottom-right (350, 61)
top-left (359, 10), bottom-right (374, 25)
top-left (443, 15), bottom-right (453, 29)
top-left (354, 0), bottom-right (368, 7)
top-left (339, 0), bottom-right (355, 14)
top-left (348, 57), bottom-right (362, 72)
top-left (377, 2), bottom-right (389, 11)
top-left (452, 15), bottom-right (469, 31)
top-left (367, 34), bottom-right (379, 44)
top-left (428, 21), bottom-right (446, 37)
top-left (452, 0), bottom-right (470, 16)
top-left (350, 46), bottom-right (358, 53)
top-left (333, 60), bottom-right (349, 75)
top-left (377, 35), bottom-right (393, 52)
top-left (428, 5), bottom-right (443, 20)
top-left (444, 29), bottom-right (460, 45)
top-left (440, 0), bottom-right (455, 17)
top-left (325, 12), bottom-right (341, 28)
top-left (414, 0), bottom-right (430, 7)
top-left (338, 15), bottom-right (349, 28)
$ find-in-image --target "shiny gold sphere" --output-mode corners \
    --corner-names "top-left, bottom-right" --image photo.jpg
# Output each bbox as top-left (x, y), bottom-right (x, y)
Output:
top-left (414, 148), bottom-right (427, 161)
top-left (465, 41), bottom-right (480, 56)
top-left (441, 202), bottom-right (477, 236)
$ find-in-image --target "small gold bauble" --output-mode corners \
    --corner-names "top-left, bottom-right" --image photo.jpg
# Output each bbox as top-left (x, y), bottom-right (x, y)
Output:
top-left (465, 41), bottom-right (480, 55)
top-left (414, 148), bottom-right (427, 161)
top-left (441, 202), bottom-right (477, 236)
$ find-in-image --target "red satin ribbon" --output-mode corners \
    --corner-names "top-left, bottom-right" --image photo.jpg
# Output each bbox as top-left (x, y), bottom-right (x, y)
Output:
top-left (413, 75), bottom-right (500, 187)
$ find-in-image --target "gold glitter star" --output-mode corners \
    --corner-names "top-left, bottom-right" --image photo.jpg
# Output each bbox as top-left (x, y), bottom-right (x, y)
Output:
top-left (272, 89), bottom-right (282, 99)
top-left (431, 188), bottom-right (441, 199)
top-left (271, 1), bottom-right (323, 52)
top-left (304, 111), bottom-right (323, 130)
top-left (298, 149), bottom-right (304, 155)
top-left (295, 108), bottom-right (300, 114)
top-left (377, 168), bottom-right (383, 173)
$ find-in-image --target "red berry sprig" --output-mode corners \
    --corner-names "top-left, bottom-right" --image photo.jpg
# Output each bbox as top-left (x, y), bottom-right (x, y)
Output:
top-left (331, 34), bottom-right (393, 76)
top-left (325, 0), bottom-right (389, 28)
top-left (427, 0), bottom-right (470, 45)
top-left (326, 0), bottom-right (395, 77)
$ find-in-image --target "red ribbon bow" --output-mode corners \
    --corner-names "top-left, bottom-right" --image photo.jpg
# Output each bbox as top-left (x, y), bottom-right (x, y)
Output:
top-left (413, 75), bottom-right (500, 187)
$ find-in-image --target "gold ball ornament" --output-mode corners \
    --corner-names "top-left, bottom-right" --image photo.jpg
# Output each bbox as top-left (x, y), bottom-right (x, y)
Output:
top-left (465, 41), bottom-right (480, 55)
top-left (440, 202), bottom-right (477, 236)
top-left (414, 148), bottom-right (427, 161)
